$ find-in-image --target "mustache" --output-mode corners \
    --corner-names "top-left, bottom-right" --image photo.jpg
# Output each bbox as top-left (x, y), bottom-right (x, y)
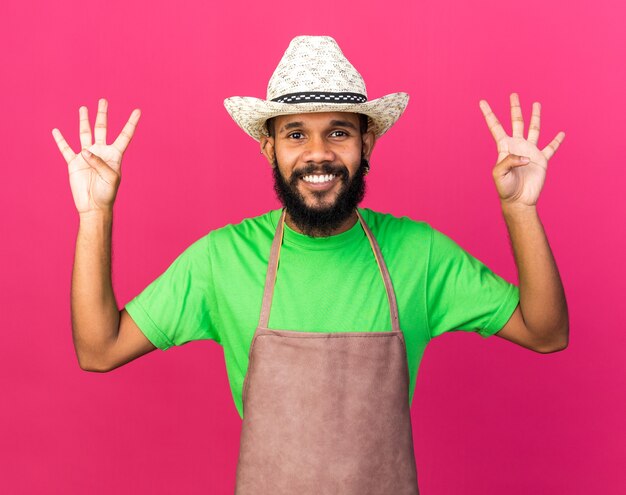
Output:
top-left (290, 163), bottom-right (349, 182)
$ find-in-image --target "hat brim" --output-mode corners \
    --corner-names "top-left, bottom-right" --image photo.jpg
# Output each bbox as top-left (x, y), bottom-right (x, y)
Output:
top-left (223, 92), bottom-right (409, 142)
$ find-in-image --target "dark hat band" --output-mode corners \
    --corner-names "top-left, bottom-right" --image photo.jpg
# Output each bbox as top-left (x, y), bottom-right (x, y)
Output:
top-left (271, 91), bottom-right (367, 104)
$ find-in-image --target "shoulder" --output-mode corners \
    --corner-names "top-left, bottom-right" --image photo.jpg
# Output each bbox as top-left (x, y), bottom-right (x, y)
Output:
top-left (358, 208), bottom-right (468, 256)
top-left (358, 207), bottom-right (433, 242)
top-left (207, 209), bottom-right (280, 249)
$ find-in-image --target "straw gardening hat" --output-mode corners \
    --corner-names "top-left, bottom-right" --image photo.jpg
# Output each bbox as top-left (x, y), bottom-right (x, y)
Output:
top-left (223, 35), bottom-right (409, 142)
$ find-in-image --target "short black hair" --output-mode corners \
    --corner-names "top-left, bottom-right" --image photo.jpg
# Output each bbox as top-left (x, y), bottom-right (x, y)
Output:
top-left (265, 113), bottom-right (369, 138)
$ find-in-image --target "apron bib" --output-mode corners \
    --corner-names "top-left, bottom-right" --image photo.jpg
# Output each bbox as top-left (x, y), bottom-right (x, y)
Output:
top-left (234, 209), bottom-right (419, 494)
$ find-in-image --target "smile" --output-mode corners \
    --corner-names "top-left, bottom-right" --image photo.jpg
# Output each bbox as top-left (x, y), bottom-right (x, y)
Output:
top-left (301, 174), bottom-right (336, 184)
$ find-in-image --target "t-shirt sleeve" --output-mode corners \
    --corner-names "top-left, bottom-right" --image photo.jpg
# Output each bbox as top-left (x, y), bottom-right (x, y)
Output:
top-left (425, 225), bottom-right (520, 339)
top-left (124, 234), bottom-right (220, 350)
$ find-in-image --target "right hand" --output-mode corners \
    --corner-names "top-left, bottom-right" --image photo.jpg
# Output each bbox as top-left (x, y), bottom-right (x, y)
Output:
top-left (52, 98), bottom-right (141, 216)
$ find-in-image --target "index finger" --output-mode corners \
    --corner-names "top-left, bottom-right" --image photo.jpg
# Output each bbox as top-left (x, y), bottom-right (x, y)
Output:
top-left (112, 109), bottom-right (141, 154)
top-left (479, 99), bottom-right (507, 143)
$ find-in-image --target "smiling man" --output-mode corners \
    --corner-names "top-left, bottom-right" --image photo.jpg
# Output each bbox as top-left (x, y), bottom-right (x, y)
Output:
top-left (267, 112), bottom-right (373, 236)
top-left (57, 35), bottom-right (569, 495)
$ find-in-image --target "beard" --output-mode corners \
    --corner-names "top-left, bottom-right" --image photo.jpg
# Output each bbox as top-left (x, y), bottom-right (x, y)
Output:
top-left (272, 155), bottom-right (368, 237)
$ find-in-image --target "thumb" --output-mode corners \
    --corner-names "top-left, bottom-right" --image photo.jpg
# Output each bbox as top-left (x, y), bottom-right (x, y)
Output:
top-left (81, 149), bottom-right (119, 185)
top-left (493, 153), bottom-right (530, 178)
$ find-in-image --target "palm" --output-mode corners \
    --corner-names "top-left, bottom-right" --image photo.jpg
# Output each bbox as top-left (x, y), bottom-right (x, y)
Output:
top-left (67, 143), bottom-right (123, 213)
top-left (53, 98), bottom-right (141, 214)
top-left (479, 93), bottom-right (565, 207)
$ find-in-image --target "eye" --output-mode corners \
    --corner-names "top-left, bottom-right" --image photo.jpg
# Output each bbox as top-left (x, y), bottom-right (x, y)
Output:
top-left (330, 130), bottom-right (348, 137)
top-left (287, 132), bottom-right (303, 139)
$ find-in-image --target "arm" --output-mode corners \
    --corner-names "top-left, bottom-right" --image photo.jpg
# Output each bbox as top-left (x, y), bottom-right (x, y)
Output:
top-left (72, 210), bottom-right (156, 371)
top-left (495, 204), bottom-right (568, 352)
top-left (479, 93), bottom-right (568, 353)
top-left (71, 209), bottom-right (119, 370)
top-left (54, 98), bottom-right (155, 372)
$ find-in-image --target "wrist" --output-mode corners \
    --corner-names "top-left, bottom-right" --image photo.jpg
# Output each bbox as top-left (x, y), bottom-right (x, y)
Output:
top-left (501, 201), bottom-right (538, 222)
top-left (79, 209), bottom-right (113, 223)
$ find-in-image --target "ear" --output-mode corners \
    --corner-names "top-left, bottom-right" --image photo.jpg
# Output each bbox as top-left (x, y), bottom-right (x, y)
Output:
top-left (259, 135), bottom-right (276, 167)
top-left (361, 130), bottom-right (376, 160)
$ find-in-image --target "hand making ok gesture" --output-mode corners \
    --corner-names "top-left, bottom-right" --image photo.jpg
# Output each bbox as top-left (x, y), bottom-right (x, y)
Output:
top-left (479, 93), bottom-right (565, 208)
top-left (52, 98), bottom-right (141, 215)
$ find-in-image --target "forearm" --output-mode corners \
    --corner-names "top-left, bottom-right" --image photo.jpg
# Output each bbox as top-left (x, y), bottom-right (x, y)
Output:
top-left (71, 209), bottom-right (120, 370)
top-left (502, 203), bottom-right (569, 349)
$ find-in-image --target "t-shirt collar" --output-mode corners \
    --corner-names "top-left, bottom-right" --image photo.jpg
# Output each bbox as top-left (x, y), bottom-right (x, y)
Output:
top-left (270, 208), bottom-right (365, 250)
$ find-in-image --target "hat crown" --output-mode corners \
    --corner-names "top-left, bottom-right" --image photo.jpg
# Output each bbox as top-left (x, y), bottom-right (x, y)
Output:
top-left (266, 36), bottom-right (368, 101)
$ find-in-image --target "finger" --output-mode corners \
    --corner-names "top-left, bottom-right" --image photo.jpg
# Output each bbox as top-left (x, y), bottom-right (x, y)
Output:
top-left (542, 132), bottom-right (565, 160)
top-left (479, 99), bottom-right (507, 143)
top-left (51, 128), bottom-right (76, 164)
top-left (80, 149), bottom-right (119, 185)
top-left (527, 102), bottom-right (541, 145)
top-left (493, 153), bottom-right (530, 179)
top-left (112, 108), bottom-right (141, 154)
top-left (510, 93), bottom-right (524, 139)
top-left (79, 106), bottom-right (92, 149)
top-left (94, 98), bottom-right (108, 145)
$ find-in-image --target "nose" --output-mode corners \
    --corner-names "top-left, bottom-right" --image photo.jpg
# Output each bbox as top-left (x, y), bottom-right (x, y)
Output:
top-left (301, 134), bottom-right (336, 164)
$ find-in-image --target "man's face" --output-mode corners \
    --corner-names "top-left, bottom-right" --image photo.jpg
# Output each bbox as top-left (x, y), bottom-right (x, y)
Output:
top-left (260, 112), bottom-right (376, 236)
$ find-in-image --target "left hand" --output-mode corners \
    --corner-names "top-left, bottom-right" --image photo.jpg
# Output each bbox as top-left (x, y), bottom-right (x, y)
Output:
top-left (479, 93), bottom-right (565, 208)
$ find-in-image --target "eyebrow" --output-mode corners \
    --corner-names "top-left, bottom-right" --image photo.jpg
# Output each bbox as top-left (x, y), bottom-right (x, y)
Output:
top-left (279, 119), bottom-right (358, 134)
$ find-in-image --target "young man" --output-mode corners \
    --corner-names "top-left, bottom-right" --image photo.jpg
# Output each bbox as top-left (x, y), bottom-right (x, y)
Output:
top-left (53, 35), bottom-right (568, 494)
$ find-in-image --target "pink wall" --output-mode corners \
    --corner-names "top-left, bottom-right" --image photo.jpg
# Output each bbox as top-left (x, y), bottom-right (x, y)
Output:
top-left (1, 0), bottom-right (624, 493)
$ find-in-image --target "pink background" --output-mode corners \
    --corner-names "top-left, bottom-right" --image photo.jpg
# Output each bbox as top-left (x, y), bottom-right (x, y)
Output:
top-left (1, 0), bottom-right (624, 493)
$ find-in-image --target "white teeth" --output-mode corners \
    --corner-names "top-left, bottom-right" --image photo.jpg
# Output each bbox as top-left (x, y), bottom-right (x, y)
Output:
top-left (303, 174), bottom-right (335, 183)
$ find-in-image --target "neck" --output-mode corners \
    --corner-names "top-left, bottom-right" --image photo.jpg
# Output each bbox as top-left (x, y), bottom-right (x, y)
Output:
top-left (284, 210), bottom-right (358, 237)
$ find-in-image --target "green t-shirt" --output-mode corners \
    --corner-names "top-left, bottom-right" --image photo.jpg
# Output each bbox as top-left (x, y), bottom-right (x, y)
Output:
top-left (125, 208), bottom-right (519, 419)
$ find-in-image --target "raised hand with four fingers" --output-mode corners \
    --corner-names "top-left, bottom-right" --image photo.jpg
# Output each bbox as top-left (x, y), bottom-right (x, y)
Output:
top-left (52, 98), bottom-right (141, 215)
top-left (479, 93), bottom-right (565, 209)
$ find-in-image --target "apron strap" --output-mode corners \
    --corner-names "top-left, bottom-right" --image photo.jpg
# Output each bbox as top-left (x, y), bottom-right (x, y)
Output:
top-left (258, 208), bottom-right (400, 332)
top-left (258, 209), bottom-right (287, 331)
top-left (355, 209), bottom-right (401, 333)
